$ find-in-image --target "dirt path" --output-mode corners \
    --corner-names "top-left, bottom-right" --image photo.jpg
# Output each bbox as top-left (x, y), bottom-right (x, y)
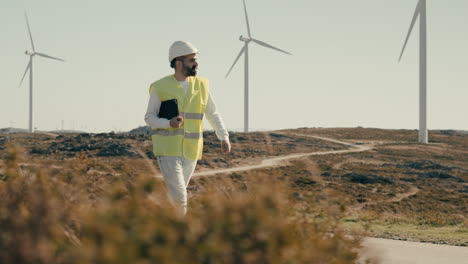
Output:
top-left (350, 185), bottom-right (420, 210)
top-left (194, 133), bottom-right (372, 177)
top-left (388, 185), bottom-right (420, 203)
top-left (360, 237), bottom-right (468, 264)
top-left (36, 132), bottom-right (59, 138)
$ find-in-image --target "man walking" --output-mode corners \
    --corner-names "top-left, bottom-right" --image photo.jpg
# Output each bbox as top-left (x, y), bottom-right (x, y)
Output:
top-left (144, 41), bottom-right (231, 215)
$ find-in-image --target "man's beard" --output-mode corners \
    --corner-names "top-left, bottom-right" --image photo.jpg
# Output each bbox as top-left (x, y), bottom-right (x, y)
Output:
top-left (183, 64), bottom-right (197, 76)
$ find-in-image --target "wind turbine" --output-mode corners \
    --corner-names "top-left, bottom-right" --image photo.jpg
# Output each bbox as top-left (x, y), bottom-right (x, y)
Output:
top-left (225, 0), bottom-right (292, 133)
top-left (19, 12), bottom-right (65, 133)
top-left (398, 0), bottom-right (428, 144)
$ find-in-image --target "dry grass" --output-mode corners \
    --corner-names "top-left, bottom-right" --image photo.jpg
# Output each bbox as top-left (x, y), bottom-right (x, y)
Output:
top-left (1, 127), bottom-right (466, 248)
top-left (0, 144), bottom-right (371, 264)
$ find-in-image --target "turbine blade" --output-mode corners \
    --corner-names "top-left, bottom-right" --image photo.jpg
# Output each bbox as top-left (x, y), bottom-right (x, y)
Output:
top-left (225, 46), bottom-right (246, 78)
top-left (35, 52), bottom-right (65, 62)
top-left (19, 60), bottom-right (32, 87)
top-left (398, 0), bottom-right (421, 62)
top-left (24, 12), bottom-right (36, 51)
top-left (251, 38), bottom-right (292, 55)
top-left (242, 0), bottom-right (252, 37)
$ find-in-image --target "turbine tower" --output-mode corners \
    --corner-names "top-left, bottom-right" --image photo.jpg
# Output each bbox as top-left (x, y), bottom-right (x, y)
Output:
top-left (225, 0), bottom-right (292, 133)
top-left (19, 12), bottom-right (65, 133)
top-left (398, 0), bottom-right (428, 144)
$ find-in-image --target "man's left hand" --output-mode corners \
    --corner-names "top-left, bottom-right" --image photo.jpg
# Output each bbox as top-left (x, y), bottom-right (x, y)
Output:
top-left (221, 140), bottom-right (231, 154)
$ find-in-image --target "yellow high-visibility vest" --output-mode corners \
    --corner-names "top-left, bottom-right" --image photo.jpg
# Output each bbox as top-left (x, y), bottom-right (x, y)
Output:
top-left (149, 74), bottom-right (209, 160)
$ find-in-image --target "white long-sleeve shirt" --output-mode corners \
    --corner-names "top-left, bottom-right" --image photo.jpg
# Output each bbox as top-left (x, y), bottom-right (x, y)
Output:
top-left (144, 80), bottom-right (229, 141)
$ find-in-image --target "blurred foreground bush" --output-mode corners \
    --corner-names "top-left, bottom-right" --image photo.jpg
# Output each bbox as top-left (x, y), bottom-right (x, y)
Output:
top-left (0, 145), bottom-right (367, 264)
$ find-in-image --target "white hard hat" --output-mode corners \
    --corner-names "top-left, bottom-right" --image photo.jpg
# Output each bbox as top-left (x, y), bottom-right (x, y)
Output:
top-left (168, 40), bottom-right (199, 62)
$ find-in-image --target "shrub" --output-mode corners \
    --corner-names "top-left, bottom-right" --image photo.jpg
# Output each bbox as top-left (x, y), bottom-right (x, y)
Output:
top-left (0, 145), bottom-right (368, 264)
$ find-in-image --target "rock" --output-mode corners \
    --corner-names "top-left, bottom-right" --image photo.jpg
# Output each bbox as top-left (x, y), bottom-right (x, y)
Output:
top-left (241, 148), bottom-right (262, 153)
top-left (129, 126), bottom-right (152, 136)
top-left (96, 143), bottom-right (140, 158)
top-left (75, 133), bottom-right (91, 140)
top-left (42, 134), bottom-right (143, 158)
top-left (0, 173), bottom-right (8, 181)
top-left (48, 140), bottom-right (95, 153)
top-left (0, 136), bottom-right (6, 150)
top-left (94, 133), bottom-right (108, 138)
top-left (437, 130), bottom-right (458, 136)
top-left (203, 141), bottom-right (217, 147)
top-left (397, 160), bottom-right (454, 171)
top-left (292, 192), bottom-right (304, 200)
top-left (417, 171), bottom-right (465, 182)
top-left (229, 173), bottom-right (243, 181)
top-left (30, 148), bottom-right (50, 155)
top-left (197, 160), bottom-right (210, 166)
top-left (459, 186), bottom-right (468, 193)
top-left (94, 132), bottom-right (125, 139)
top-left (270, 133), bottom-right (288, 138)
top-left (203, 131), bottom-right (216, 137)
top-left (235, 135), bottom-right (248, 141)
top-left (187, 186), bottom-right (199, 192)
top-left (400, 177), bottom-right (417, 182)
top-left (145, 151), bottom-right (156, 159)
top-left (343, 173), bottom-right (394, 184)
top-left (293, 177), bottom-right (316, 187)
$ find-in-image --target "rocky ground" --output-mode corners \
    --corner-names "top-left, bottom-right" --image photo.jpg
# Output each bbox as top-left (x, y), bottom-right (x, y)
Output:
top-left (0, 127), bottom-right (467, 245)
top-left (0, 128), bottom-right (347, 170)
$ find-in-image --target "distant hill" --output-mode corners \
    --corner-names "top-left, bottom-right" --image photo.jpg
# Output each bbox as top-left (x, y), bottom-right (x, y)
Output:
top-left (129, 126), bottom-right (151, 136)
top-left (434, 129), bottom-right (468, 135)
top-left (0, 127), bottom-right (28, 133)
top-left (48, 130), bottom-right (87, 134)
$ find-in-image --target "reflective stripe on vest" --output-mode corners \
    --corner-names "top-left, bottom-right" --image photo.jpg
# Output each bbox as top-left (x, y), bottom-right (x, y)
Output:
top-left (180, 112), bottom-right (204, 120)
top-left (150, 129), bottom-right (202, 139)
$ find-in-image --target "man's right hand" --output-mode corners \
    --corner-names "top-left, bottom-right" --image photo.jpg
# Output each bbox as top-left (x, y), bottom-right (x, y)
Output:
top-left (169, 116), bottom-right (184, 128)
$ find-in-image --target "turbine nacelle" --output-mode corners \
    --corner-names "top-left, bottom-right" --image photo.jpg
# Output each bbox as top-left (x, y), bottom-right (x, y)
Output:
top-left (20, 12), bottom-right (66, 133)
top-left (239, 35), bottom-right (251, 42)
top-left (226, 0), bottom-right (292, 133)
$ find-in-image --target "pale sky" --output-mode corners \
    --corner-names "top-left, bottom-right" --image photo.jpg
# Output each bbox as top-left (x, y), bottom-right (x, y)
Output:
top-left (1, 0), bottom-right (467, 132)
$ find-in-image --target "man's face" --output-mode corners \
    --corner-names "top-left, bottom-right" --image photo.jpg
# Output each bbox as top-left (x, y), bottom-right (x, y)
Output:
top-left (180, 54), bottom-right (198, 76)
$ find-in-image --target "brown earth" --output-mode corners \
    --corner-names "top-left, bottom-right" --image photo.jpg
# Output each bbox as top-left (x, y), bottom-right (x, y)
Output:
top-left (0, 127), bottom-right (467, 246)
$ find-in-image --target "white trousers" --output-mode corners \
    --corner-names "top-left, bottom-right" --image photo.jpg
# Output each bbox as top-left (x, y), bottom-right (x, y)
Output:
top-left (157, 156), bottom-right (197, 215)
